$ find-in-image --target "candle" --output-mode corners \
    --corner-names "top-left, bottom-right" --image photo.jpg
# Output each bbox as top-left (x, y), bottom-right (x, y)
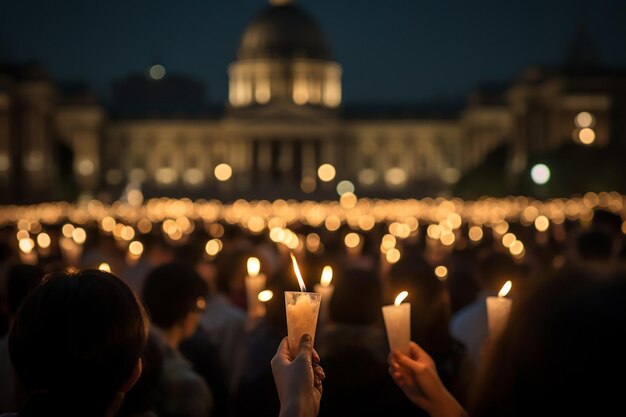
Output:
top-left (285, 253), bottom-right (321, 358)
top-left (486, 280), bottom-right (513, 336)
top-left (246, 257), bottom-right (267, 318)
top-left (382, 291), bottom-right (411, 354)
top-left (313, 266), bottom-right (334, 325)
top-left (18, 238), bottom-right (38, 265)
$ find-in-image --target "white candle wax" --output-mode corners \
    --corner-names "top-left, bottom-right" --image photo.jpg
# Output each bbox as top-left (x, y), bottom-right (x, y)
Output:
top-left (285, 291), bottom-right (321, 358)
top-left (313, 284), bottom-right (334, 324)
top-left (246, 274), bottom-right (267, 318)
top-left (382, 303), bottom-right (411, 354)
top-left (486, 296), bottom-right (512, 336)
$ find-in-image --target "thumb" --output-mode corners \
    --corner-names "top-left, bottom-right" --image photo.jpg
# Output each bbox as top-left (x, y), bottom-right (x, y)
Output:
top-left (296, 333), bottom-right (313, 360)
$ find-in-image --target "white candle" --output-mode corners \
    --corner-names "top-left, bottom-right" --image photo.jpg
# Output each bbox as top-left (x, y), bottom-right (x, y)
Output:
top-left (285, 253), bottom-right (321, 358)
top-left (246, 257), bottom-right (267, 318)
top-left (382, 291), bottom-right (411, 355)
top-left (486, 280), bottom-right (513, 336)
top-left (313, 266), bottom-right (334, 324)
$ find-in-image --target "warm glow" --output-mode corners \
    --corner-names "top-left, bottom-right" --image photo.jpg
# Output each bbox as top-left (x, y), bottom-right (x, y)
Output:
top-left (98, 263), bottom-right (111, 272)
top-left (19, 238), bottom-right (35, 254)
top-left (340, 192), bottom-right (357, 209)
top-left (320, 266), bottom-right (333, 287)
top-left (498, 280), bottom-right (512, 297)
top-left (578, 128), bottom-right (596, 145)
top-left (247, 257), bottom-right (261, 277)
top-left (336, 180), bottom-right (355, 196)
top-left (72, 227), bottom-right (87, 245)
top-left (317, 164), bottom-right (336, 182)
top-left (575, 112), bottom-right (594, 128)
top-left (37, 233), bottom-right (51, 249)
top-left (258, 289), bottom-right (273, 302)
top-left (101, 216), bottom-right (116, 233)
top-left (385, 167), bottom-right (407, 187)
top-left (214, 163), bottom-right (233, 181)
top-left (509, 240), bottom-right (524, 256)
top-left (205, 239), bottom-right (222, 256)
top-left (435, 265), bottom-right (448, 279)
top-left (502, 233), bottom-right (516, 248)
top-left (289, 253), bottom-right (307, 292)
top-left (120, 226), bottom-right (135, 241)
top-left (386, 248), bottom-right (401, 264)
top-left (440, 232), bottom-right (455, 246)
top-left (344, 232), bottom-right (361, 248)
top-left (394, 291), bottom-right (408, 306)
top-left (149, 64), bottom-right (166, 80)
top-left (469, 226), bottom-right (483, 241)
top-left (128, 241), bottom-right (144, 256)
top-left (62, 223), bottom-right (75, 238)
top-left (534, 215), bottom-right (549, 232)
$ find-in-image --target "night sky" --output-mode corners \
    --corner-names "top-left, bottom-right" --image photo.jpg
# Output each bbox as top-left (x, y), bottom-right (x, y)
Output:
top-left (1, 0), bottom-right (625, 105)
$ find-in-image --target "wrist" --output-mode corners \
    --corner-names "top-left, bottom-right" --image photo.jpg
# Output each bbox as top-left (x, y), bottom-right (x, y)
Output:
top-left (279, 401), bottom-right (302, 417)
top-left (429, 390), bottom-right (467, 417)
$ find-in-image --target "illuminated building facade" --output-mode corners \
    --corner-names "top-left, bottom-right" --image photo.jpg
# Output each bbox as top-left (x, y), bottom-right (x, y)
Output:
top-left (1, 0), bottom-right (625, 203)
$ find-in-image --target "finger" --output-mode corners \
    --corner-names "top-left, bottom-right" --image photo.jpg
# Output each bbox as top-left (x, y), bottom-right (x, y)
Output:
top-left (408, 341), bottom-right (428, 360)
top-left (296, 334), bottom-right (313, 362)
top-left (312, 348), bottom-right (321, 364)
top-left (395, 352), bottom-right (426, 374)
top-left (313, 364), bottom-right (325, 381)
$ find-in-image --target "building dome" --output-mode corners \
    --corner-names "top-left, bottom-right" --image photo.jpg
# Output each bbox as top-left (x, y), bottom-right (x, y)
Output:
top-left (237, 1), bottom-right (332, 61)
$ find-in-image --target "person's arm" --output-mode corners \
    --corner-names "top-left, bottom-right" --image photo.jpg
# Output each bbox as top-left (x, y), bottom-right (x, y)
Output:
top-left (271, 334), bottom-right (325, 417)
top-left (388, 341), bottom-right (467, 417)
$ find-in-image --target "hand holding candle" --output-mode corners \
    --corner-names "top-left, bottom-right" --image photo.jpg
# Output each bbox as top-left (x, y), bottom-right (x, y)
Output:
top-left (246, 257), bottom-right (267, 318)
top-left (382, 291), bottom-right (411, 355)
top-left (285, 253), bottom-right (321, 358)
top-left (486, 280), bottom-right (513, 336)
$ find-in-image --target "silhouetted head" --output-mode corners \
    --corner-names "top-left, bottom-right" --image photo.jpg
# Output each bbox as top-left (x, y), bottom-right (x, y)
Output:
top-left (9, 269), bottom-right (148, 417)
top-left (142, 262), bottom-right (208, 335)
top-left (576, 229), bottom-right (614, 262)
top-left (477, 251), bottom-right (523, 292)
top-left (329, 267), bottom-right (382, 325)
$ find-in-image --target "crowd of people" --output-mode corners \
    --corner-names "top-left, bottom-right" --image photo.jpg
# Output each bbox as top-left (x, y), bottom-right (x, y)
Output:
top-left (0, 207), bottom-right (625, 417)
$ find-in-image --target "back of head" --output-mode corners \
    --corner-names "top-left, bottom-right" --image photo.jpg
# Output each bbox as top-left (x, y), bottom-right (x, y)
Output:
top-left (9, 269), bottom-right (148, 416)
top-left (142, 262), bottom-right (208, 328)
top-left (7, 263), bottom-right (44, 316)
top-left (329, 267), bottom-right (381, 325)
top-left (470, 270), bottom-right (626, 416)
top-left (477, 251), bottom-right (522, 291)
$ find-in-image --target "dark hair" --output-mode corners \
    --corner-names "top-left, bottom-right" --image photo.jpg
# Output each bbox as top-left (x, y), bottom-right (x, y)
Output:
top-left (329, 267), bottom-right (382, 325)
top-left (7, 264), bottom-right (44, 315)
top-left (477, 251), bottom-right (522, 289)
top-left (469, 270), bottom-right (626, 416)
top-left (142, 262), bottom-right (208, 328)
top-left (9, 269), bottom-right (148, 416)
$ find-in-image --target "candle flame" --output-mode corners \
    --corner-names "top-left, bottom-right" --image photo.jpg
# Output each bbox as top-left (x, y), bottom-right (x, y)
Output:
top-left (394, 290), bottom-right (408, 306)
top-left (290, 252), bottom-right (307, 292)
top-left (498, 280), bottom-right (512, 297)
top-left (258, 289), bottom-right (273, 302)
top-left (247, 257), bottom-right (260, 277)
top-left (320, 266), bottom-right (333, 287)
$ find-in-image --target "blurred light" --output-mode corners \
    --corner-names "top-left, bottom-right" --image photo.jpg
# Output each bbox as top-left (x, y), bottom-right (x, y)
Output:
top-left (358, 168), bottom-right (377, 186)
top-left (205, 239), bottom-right (222, 256)
top-left (72, 227), bottom-right (87, 245)
top-left (77, 159), bottom-right (94, 176)
top-left (98, 263), bottom-right (111, 273)
top-left (156, 168), bottom-right (177, 185)
top-left (320, 266), bottom-right (333, 287)
top-left (575, 112), bottom-right (594, 128)
top-left (468, 226), bottom-right (483, 241)
top-left (534, 215), bottom-right (550, 232)
top-left (386, 248), bottom-right (401, 264)
top-left (247, 257), bottom-right (261, 277)
top-left (184, 168), bottom-right (204, 185)
top-left (101, 216), bottom-right (116, 233)
top-left (502, 233), bottom-right (517, 248)
top-left (214, 163), bottom-right (232, 181)
top-left (258, 290), bottom-right (273, 302)
top-left (137, 218), bottom-right (153, 234)
top-left (578, 128), bottom-right (596, 145)
top-left (128, 241), bottom-right (144, 256)
top-left (344, 232), bottom-right (361, 248)
top-left (149, 64), bottom-right (166, 80)
top-left (325, 215), bottom-right (341, 231)
top-left (317, 164), bottom-right (336, 182)
top-left (127, 189), bottom-right (144, 206)
top-left (120, 226), bottom-right (135, 241)
top-left (37, 233), bottom-right (51, 249)
top-left (62, 224), bottom-right (75, 239)
top-left (340, 192), bottom-right (357, 209)
top-left (441, 168), bottom-right (460, 184)
top-left (530, 164), bottom-right (550, 185)
top-left (19, 238), bottom-right (35, 254)
top-left (509, 240), bottom-right (524, 256)
top-left (16, 230), bottom-right (29, 241)
top-left (434, 265), bottom-right (448, 280)
top-left (300, 176), bottom-right (316, 193)
top-left (306, 233), bottom-right (321, 252)
top-left (440, 232), bottom-right (455, 246)
top-left (385, 167), bottom-right (407, 187)
top-left (336, 180), bottom-right (355, 196)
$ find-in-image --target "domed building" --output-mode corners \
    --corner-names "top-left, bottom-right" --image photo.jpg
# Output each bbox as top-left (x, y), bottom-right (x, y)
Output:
top-left (2, 0), bottom-right (622, 203)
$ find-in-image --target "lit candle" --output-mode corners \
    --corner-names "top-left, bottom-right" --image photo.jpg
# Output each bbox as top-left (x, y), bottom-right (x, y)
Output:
top-left (313, 266), bottom-right (334, 325)
top-left (126, 240), bottom-right (144, 266)
top-left (18, 238), bottom-right (38, 265)
top-left (382, 291), bottom-right (411, 354)
top-left (486, 280), bottom-right (513, 336)
top-left (285, 253), bottom-right (321, 358)
top-left (246, 257), bottom-right (267, 319)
